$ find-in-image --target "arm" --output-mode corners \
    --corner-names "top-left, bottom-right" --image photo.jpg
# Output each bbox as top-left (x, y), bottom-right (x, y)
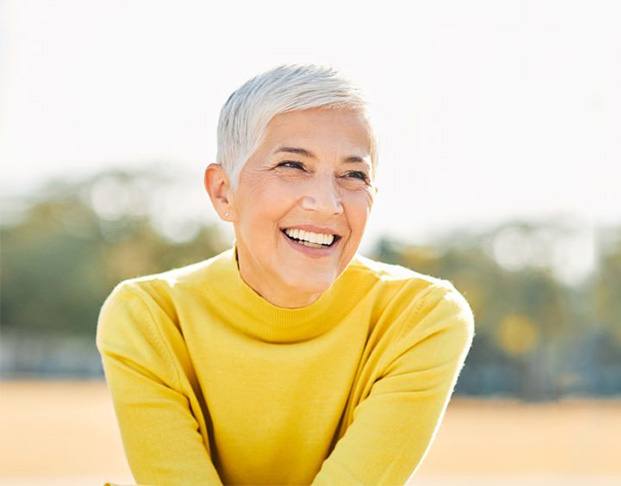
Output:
top-left (312, 284), bottom-right (475, 486)
top-left (96, 282), bottom-right (223, 486)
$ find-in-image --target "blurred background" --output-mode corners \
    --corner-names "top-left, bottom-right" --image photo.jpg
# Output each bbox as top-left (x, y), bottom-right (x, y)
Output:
top-left (1, 1), bottom-right (619, 485)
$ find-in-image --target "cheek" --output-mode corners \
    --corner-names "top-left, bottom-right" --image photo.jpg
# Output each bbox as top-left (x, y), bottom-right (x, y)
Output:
top-left (344, 191), bottom-right (373, 226)
top-left (244, 179), bottom-right (295, 225)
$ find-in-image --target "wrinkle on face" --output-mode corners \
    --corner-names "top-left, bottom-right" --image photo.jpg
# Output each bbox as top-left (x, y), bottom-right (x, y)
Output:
top-left (227, 107), bottom-right (377, 308)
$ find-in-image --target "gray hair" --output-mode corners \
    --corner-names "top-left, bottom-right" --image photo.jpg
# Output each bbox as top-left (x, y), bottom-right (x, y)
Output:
top-left (216, 63), bottom-right (377, 192)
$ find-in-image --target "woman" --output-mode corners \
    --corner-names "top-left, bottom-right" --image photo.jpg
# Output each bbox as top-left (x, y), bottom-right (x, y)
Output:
top-left (96, 64), bottom-right (475, 486)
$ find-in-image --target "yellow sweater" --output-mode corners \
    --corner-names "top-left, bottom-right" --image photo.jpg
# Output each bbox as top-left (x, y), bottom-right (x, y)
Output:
top-left (96, 244), bottom-right (475, 486)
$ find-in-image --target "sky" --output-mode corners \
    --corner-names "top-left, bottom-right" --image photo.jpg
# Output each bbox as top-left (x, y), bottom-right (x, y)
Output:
top-left (1, 0), bottom-right (619, 256)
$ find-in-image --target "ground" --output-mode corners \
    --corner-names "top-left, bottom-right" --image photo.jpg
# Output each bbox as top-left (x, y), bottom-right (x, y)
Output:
top-left (1, 381), bottom-right (619, 485)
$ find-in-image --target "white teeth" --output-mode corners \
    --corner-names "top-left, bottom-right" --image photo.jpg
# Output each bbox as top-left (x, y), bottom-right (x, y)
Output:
top-left (284, 228), bottom-right (335, 246)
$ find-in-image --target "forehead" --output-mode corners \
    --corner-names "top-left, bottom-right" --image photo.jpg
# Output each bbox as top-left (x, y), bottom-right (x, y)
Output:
top-left (261, 107), bottom-right (372, 154)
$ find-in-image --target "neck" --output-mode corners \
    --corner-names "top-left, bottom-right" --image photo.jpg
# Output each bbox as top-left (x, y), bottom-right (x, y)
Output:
top-left (235, 243), bottom-right (324, 309)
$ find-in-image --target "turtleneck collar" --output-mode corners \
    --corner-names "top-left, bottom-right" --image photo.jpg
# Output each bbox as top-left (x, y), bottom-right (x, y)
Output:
top-left (207, 243), bottom-right (362, 342)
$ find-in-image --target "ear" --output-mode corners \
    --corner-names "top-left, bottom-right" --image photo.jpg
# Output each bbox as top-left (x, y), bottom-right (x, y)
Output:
top-left (204, 163), bottom-right (236, 222)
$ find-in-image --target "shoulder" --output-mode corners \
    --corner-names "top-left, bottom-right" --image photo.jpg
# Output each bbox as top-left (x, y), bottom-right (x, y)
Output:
top-left (347, 252), bottom-right (459, 306)
top-left (349, 252), bottom-right (447, 286)
top-left (98, 249), bottom-right (231, 344)
top-left (348, 253), bottom-right (475, 341)
top-left (103, 248), bottom-right (231, 306)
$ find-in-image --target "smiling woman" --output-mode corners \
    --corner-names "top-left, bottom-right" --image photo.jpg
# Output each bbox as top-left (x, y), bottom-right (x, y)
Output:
top-left (96, 63), bottom-right (475, 486)
top-left (206, 106), bottom-right (376, 308)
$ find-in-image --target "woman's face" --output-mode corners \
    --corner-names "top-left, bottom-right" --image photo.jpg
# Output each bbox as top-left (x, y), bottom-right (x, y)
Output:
top-left (226, 107), bottom-right (376, 307)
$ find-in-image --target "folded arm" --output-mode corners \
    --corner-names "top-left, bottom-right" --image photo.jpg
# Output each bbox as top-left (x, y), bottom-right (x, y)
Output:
top-left (312, 284), bottom-right (475, 486)
top-left (96, 282), bottom-right (223, 486)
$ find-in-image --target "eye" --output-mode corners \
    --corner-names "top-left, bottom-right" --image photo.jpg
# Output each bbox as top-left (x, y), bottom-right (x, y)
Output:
top-left (345, 171), bottom-right (370, 183)
top-left (276, 160), bottom-right (305, 170)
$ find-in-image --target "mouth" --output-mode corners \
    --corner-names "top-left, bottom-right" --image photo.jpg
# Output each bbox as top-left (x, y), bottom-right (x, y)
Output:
top-left (279, 228), bottom-right (342, 249)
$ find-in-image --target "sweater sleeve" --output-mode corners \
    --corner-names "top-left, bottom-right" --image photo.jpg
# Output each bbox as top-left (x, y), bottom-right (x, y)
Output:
top-left (96, 282), bottom-right (223, 486)
top-left (311, 284), bottom-right (475, 486)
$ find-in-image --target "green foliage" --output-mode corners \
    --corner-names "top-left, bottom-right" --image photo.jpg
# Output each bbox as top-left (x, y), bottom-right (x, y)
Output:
top-left (1, 169), bottom-right (228, 338)
top-left (370, 221), bottom-right (621, 399)
top-left (1, 168), bottom-right (619, 397)
top-left (593, 229), bottom-right (621, 335)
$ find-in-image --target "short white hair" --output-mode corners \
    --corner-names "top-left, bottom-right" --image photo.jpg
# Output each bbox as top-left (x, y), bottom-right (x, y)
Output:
top-left (216, 63), bottom-right (377, 192)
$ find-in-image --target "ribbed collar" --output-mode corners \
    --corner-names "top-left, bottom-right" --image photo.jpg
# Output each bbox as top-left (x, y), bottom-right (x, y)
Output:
top-left (207, 243), bottom-right (362, 343)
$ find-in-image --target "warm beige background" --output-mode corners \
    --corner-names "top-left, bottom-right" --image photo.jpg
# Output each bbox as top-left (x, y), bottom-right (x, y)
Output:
top-left (1, 381), bottom-right (619, 486)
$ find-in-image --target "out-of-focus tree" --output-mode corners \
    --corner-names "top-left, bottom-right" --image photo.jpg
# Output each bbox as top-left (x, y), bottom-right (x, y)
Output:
top-left (593, 228), bottom-right (621, 340)
top-left (1, 167), bottom-right (620, 396)
top-left (370, 219), bottom-right (611, 401)
top-left (1, 167), bottom-right (228, 339)
top-left (588, 227), bottom-right (621, 390)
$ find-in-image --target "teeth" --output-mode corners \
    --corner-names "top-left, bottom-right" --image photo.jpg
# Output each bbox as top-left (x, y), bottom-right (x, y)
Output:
top-left (298, 240), bottom-right (324, 248)
top-left (284, 228), bottom-right (335, 246)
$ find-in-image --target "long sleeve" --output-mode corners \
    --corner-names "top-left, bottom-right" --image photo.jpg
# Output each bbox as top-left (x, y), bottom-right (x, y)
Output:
top-left (96, 282), bottom-right (223, 486)
top-left (312, 284), bottom-right (475, 486)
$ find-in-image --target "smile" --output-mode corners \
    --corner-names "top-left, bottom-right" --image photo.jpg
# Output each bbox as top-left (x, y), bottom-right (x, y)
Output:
top-left (280, 228), bottom-right (342, 257)
top-left (282, 228), bottom-right (340, 247)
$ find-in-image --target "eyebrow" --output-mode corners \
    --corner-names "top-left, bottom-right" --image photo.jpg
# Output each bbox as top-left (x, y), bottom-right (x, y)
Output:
top-left (274, 146), bottom-right (371, 167)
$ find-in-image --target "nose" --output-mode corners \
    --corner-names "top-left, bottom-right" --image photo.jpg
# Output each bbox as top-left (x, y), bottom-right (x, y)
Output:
top-left (301, 174), bottom-right (344, 215)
